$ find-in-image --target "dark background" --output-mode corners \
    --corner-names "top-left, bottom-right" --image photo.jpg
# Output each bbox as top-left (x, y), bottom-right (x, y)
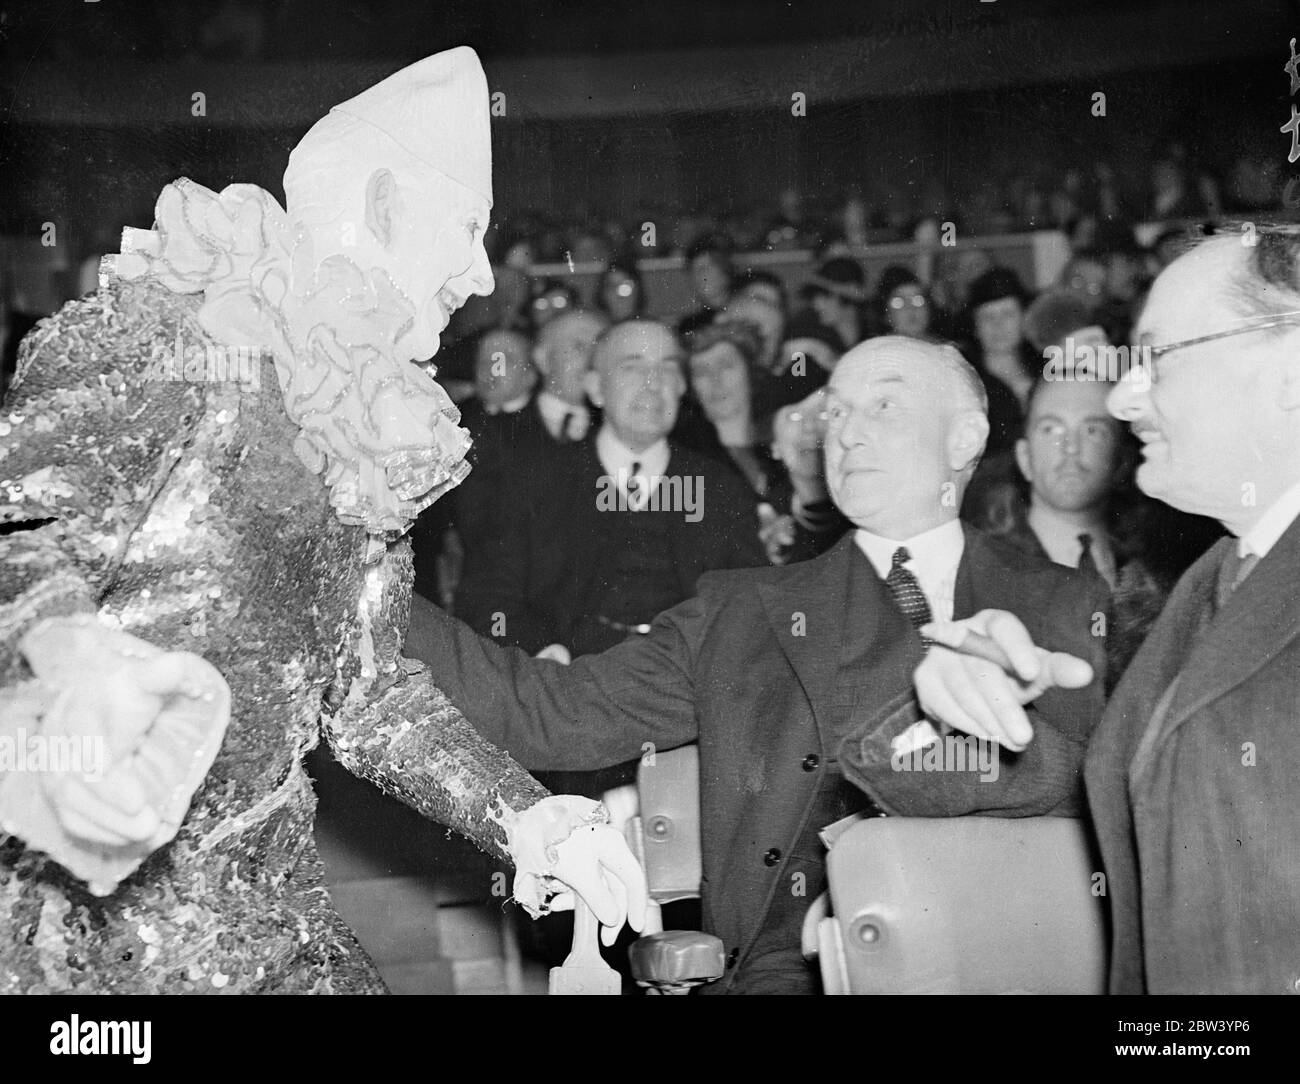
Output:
top-left (0, 0), bottom-right (1293, 282)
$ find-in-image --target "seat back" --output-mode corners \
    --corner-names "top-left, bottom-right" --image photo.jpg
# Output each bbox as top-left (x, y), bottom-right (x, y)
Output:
top-left (635, 744), bottom-right (704, 903)
top-left (820, 816), bottom-right (1108, 994)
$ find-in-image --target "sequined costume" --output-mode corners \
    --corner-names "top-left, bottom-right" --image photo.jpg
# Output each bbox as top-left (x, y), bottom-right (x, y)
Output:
top-left (0, 183), bottom-right (551, 993)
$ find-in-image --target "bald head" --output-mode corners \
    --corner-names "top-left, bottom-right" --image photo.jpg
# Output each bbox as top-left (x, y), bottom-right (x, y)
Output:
top-left (825, 336), bottom-right (990, 539)
top-left (475, 329), bottom-right (535, 409)
top-left (535, 309), bottom-right (609, 404)
top-left (586, 319), bottom-right (686, 451)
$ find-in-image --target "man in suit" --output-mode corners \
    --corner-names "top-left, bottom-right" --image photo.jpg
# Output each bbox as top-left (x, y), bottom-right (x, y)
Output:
top-left (456, 317), bottom-right (767, 660)
top-left (411, 335), bottom-right (1106, 993)
top-left (531, 308), bottom-right (609, 445)
top-left (1085, 226), bottom-right (1300, 994)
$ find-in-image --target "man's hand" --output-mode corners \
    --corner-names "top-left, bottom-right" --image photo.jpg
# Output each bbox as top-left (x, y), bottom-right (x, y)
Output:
top-left (914, 610), bottom-right (1094, 752)
top-left (758, 503), bottom-right (796, 564)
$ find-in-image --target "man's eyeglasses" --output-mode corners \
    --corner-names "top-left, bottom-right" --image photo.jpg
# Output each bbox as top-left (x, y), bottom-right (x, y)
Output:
top-left (888, 294), bottom-right (928, 310)
top-left (1135, 310), bottom-right (1300, 384)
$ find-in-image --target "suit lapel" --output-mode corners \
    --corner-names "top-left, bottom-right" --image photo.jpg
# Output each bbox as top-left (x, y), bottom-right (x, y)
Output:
top-left (1161, 517), bottom-right (1300, 735)
top-left (759, 532), bottom-right (923, 756)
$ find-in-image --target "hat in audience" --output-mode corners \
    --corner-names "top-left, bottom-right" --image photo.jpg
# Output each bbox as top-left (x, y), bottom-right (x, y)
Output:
top-left (801, 257), bottom-right (868, 304)
top-left (1023, 291), bottom-right (1102, 352)
top-left (966, 267), bottom-right (1030, 312)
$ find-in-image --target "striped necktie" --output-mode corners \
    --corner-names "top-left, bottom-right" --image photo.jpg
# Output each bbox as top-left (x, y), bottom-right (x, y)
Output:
top-left (885, 547), bottom-right (933, 642)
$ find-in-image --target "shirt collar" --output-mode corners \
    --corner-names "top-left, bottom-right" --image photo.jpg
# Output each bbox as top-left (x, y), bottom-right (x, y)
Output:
top-left (1240, 477), bottom-right (1300, 559)
top-left (485, 391), bottom-right (531, 416)
top-left (596, 425), bottom-right (670, 478)
top-left (854, 519), bottom-right (964, 580)
top-left (536, 390), bottom-right (589, 437)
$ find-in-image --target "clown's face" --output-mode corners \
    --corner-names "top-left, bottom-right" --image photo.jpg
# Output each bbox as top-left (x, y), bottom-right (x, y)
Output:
top-left (386, 170), bottom-right (493, 362)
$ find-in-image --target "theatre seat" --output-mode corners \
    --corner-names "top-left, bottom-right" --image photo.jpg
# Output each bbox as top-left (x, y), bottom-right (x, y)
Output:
top-left (622, 745), bottom-right (725, 994)
top-left (809, 815), bottom-right (1108, 994)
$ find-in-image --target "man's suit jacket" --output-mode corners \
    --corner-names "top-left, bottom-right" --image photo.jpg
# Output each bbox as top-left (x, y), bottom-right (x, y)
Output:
top-left (455, 438), bottom-right (768, 654)
top-left (1084, 515), bottom-right (1300, 994)
top-left (412, 526), bottom-right (1108, 992)
top-left (450, 395), bottom-right (557, 555)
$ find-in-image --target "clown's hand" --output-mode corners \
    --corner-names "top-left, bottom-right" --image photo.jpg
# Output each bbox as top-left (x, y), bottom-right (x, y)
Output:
top-left (507, 795), bottom-right (648, 948)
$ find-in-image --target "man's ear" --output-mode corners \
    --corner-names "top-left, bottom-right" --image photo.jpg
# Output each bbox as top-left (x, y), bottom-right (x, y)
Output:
top-left (1014, 437), bottom-right (1032, 483)
top-left (364, 169), bottom-right (399, 248)
top-left (948, 410), bottom-right (989, 473)
top-left (584, 369), bottom-right (604, 408)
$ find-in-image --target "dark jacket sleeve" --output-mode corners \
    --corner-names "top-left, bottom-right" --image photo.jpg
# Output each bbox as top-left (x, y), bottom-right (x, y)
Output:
top-left (837, 576), bottom-right (1109, 818)
top-left (406, 590), bottom-right (706, 772)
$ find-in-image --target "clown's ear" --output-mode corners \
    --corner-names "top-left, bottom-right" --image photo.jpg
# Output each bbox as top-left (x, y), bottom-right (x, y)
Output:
top-left (364, 168), bottom-right (399, 248)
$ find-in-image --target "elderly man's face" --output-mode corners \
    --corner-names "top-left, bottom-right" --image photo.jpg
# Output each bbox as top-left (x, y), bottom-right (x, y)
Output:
top-left (1017, 379), bottom-right (1120, 514)
top-left (475, 331), bottom-right (534, 409)
top-left (824, 341), bottom-right (982, 538)
top-left (537, 311), bottom-right (606, 404)
top-left (1107, 238), bottom-right (1299, 525)
top-left (588, 322), bottom-right (686, 449)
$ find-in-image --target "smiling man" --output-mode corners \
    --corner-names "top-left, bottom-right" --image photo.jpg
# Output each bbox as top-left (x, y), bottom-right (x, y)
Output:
top-left (1085, 226), bottom-right (1300, 994)
top-left (410, 334), bottom-right (1107, 992)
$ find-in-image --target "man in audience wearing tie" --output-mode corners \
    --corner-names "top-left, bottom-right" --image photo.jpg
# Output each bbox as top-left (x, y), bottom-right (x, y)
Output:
top-left (455, 317), bottom-right (767, 662)
top-left (1085, 225), bottom-right (1300, 994)
top-left (531, 308), bottom-right (610, 445)
top-left (1012, 375), bottom-right (1123, 586)
top-left (409, 335), bottom-right (1107, 992)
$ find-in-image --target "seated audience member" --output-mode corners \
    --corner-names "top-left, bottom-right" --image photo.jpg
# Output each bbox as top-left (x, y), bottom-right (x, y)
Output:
top-left (455, 317), bottom-right (767, 661)
top-left (722, 280), bottom-right (787, 376)
top-left (962, 266), bottom-right (1037, 451)
top-left (679, 234), bottom-right (734, 334)
top-left (799, 256), bottom-right (869, 352)
top-left (409, 335), bottom-right (1107, 994)
top-left (1058, 249), bottom-right (1109, 314)
top-left (730, 268), bottom-right (790, 318)
top-left (597, 259), bottom-right (646, 323)
top-left (530, 308), bottom-right (610, 445)
top-left (762, 312), bottom-right (841, 412)
top-left (529, 278), bottom-right (579, 331)
top-left (1022, 291), bottom-right (1109, 362)
top-left (410, 328), bottom-right (535, 606)
top-left (876, 265), bottom-right (935, 341)
top-left (686, 321), bottom-right (839, 563)
top-left (472, 327), bottom-right (536, 415)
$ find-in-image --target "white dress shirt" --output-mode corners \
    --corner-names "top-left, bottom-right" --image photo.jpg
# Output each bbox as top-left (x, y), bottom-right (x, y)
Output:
top-left (536, 390), bottom-right (590, 441)
top-left (854, 518), bottom-right (965, 623)
top-left (1239, 477), bottom-right (1300, 560)
top-left (596, 426), bottom-right (670, 509)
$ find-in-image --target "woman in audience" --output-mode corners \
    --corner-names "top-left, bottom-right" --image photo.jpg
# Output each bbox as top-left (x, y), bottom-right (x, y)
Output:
top-left (875, 265), bottom-right (934, 340)
top-left (595, 259), bottom-right (645, 322)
